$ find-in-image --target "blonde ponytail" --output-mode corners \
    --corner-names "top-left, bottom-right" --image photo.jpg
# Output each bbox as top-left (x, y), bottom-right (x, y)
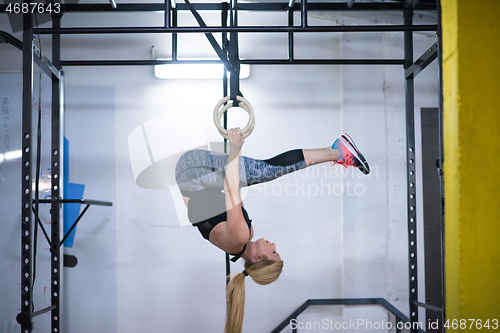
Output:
top-left (224, 259), bottom-right (284, 333)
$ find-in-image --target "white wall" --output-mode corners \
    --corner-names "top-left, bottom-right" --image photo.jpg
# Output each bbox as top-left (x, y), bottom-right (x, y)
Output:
top-left (0, 7), bottom-right (438, 333)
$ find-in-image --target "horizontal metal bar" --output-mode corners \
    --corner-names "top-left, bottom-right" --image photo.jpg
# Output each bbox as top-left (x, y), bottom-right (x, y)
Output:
top-left (307, 298), bottom-right (410, 323)
top-left (60, 58), bottom-right (404, 66)
top-left (32, 305), bottom-right (57, 318)
top-left (412, 301), bottom-right (443, 313)
top-left (62, 59), bottom-right (219, 66)
top-left (309, 298), bottom-right (385, 305)
top-left (0, 2), bottom-right (437, 12)
top-left (270, 298), bottom-right (419, 333)
top-left (244, 59), bottom-right (405, 65)
top-left (0, 30), bottom-right (23, 50)
top-left (34, 25), bottom-right (438, 35)
top-left (405, 42), bottom-right (438, 79)
top-left (35, 198), bottom-right (113, 206)
top-left (78, 199), bottom-right (113, 206)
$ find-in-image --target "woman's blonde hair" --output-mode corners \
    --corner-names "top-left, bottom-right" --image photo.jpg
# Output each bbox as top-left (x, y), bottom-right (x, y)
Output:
top-left (224, 259), bottom-right (284, 333)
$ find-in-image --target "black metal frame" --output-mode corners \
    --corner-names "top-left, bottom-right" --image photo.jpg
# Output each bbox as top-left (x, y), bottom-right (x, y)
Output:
top-left (270, 298), bottom-right (425, 333)
top-left (0, 11), bottom-right (112, 333)
top-left (0, 0), bottom-right (444, 332)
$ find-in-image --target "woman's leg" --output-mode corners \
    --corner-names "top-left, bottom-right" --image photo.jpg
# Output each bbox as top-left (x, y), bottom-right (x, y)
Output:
top-left (176, 144), bottom-right (349, 192)
top-left (302, 147), bottom-right (340, 167)
top-left (243, 148), bottom-right (339, 186)
top-left (175, 149), bottom-right (247, 194)
top-left (176, 148), bottom-right (311, 192)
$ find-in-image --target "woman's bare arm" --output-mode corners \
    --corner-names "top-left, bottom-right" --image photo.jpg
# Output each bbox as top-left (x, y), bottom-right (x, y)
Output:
top-left (222, 128), bottom-right (249, 246)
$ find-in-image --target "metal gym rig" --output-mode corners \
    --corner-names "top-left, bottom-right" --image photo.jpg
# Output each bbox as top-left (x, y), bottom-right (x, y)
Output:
top-left (0, 0), bottom-right (443, 332)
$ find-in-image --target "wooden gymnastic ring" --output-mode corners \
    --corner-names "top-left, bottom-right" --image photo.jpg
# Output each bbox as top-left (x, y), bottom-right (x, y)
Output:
top-left (213, 96), bottom-right (255, 139)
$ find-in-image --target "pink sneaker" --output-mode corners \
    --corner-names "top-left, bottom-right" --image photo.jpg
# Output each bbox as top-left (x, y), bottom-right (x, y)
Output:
top-left (331, 133), bottom-right (370, 175)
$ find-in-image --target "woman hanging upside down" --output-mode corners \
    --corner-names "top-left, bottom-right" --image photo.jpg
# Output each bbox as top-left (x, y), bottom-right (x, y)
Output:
top-left (175, 128), bottom-right (370, 333)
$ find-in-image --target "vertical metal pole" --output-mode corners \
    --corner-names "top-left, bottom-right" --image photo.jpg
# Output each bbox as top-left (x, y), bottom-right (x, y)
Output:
top-left (404, 8), bottom-right (419, 333)
top-left (222, 3), bottom-right (229, 117)
top-left (437, 0), bottom-right (446, 330)
top-left (301, 0), bottom-right (307, 28)
top-left (222, 2), bottom-right (231, 286)
top-left (20, 10), bottom-right (34, 333)
top-left (172, 7), bottom-right (178, 61)
top-left (288, 5), bottom-right (294, 61)
top-left (51, 13), bottom-right (62, 333)
top-left (229, 0), bottom-right (240, 101)
top-left (164, 0), bottom-right (171, 28)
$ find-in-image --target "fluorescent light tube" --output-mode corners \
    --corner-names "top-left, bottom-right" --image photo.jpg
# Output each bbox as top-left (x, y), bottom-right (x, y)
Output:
top-left (154, 61), bottom-right (250, 80)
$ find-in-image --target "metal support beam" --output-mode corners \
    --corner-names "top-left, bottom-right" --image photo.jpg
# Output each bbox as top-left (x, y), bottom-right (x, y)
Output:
top-left (228, 0), bottom-right (240, 102)
top-left (60, 58), bottom-right (405, 66)
top-left (406, 42), bottom-right (438, 79)
top-left (0, 30), bottom-right (60, 79)
top-left (413, 301), bottom-right (443, 313)
top-left (287, 5), bottom-right (294, 61)
top-left (0, 2), bottom-right (438, 12)
top-left (164, 0), bottom-right (171, 28)
top-left (270, 298), bottom-right (423, 333)
top-left (0, 30), bottom-right (23, 50)
top-left (221, 2), bottom-right (231, 286)
top-left (60, 205), bottom-right (91, 246)
top-left (164, 0), bottom-right (176, 28)
top-left (404, 8), bottom-right (419, 333)
top-left (32, 305), bottom-right (57, 318)
top-left (37, 198), bottom-right (113, 206)
top-left (172, 7), bottom-right (178, 61)
top-left (19, 11), bottom-right (34, 333)
top-left (51, 13), bottom-right (62, 333)
top-left (300, 0), bottom-right (307, 27)
top-left (31, 207), bottom-right (52, 247)
top-left (33, 24), bottom-right (438, 35)
top-left (33, 44), bottom-right (60, 80)
top-left (183, 0), bottom-right (235, 72)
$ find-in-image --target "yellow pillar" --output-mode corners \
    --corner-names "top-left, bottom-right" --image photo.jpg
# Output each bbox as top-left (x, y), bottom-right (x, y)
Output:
top-left (442, 0), bottom-right (500, 330)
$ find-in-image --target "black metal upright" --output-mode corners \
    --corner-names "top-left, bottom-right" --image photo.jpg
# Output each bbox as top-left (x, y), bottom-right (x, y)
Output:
top-left (164, 0), bottom-right (171, 28)
top-left (222, 2), bottom-right (231, 286)
top-left (16, 9), bottom-right (64, 333)
top-left (51, 13), bottom-right (63, 333)
top-left (300, 0), bottom-right (307, 28)
top-left (228, 0), bottom-right (240, 102)
top-left (287, 1), bottom-right (294, 61)
top-left (404, 6), bottom-right (419, 333)
top-left (172, 6), bottom-right (178, 61)
top-left (19, 10), bottom-right (34, 333)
